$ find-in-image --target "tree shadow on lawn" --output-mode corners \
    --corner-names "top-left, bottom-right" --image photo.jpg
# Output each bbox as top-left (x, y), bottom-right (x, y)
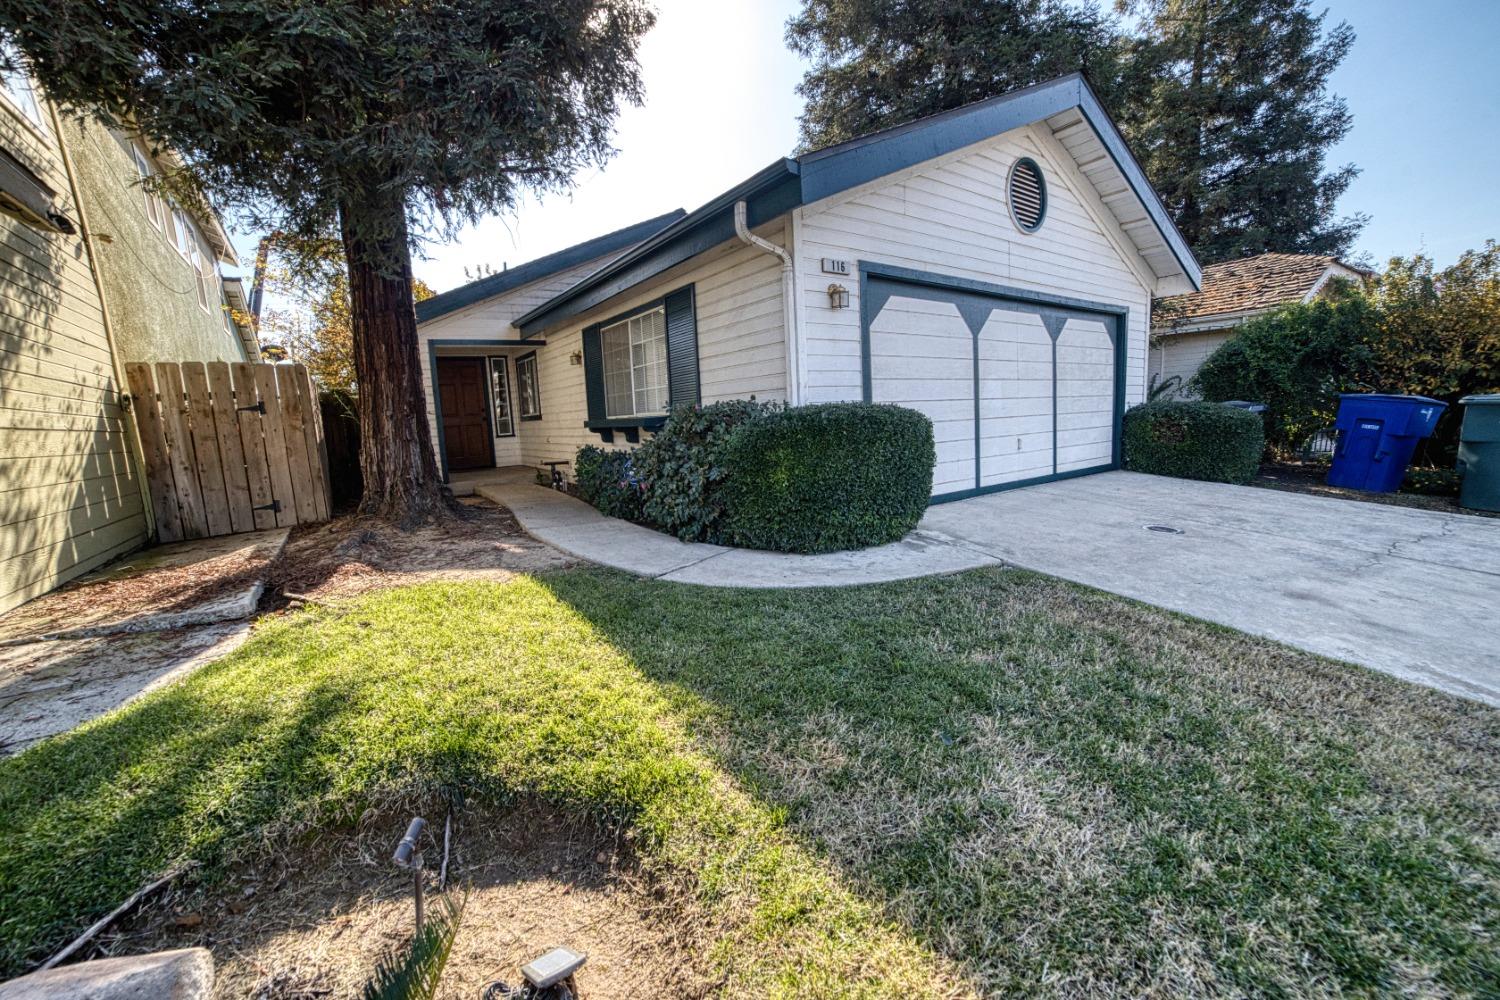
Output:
top-left (0, 568), bottom-right (1495, 998)
top-left (0, 672), bottom-right (359, 975)
top-left (538, 566), bottom-right (1500, 998)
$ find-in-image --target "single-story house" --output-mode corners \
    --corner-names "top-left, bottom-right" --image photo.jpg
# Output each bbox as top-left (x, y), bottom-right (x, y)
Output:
top-left (416, 73), bottom-right (1200, 503)
top-left (1149, 252), bottom-right (1369, 393)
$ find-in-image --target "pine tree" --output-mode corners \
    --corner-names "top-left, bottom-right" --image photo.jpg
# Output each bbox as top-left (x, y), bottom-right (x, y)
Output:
top-left (787, 0), bottom-right (1123, 151)
top-left (1117, 0), bottom-right (1366, 263)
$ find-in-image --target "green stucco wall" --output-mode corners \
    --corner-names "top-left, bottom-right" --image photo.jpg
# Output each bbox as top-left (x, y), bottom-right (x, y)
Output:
top-left (65, 119), bottom-right (246, 364)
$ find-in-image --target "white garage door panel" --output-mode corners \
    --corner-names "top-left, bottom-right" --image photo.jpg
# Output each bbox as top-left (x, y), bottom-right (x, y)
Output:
top-left (864, 278), bottom-right (1118, 499)
top-left (978, 311), bottom-right (1055, 488)
top-left (869, 296), bottom-right (975, 494)
top-left (1055, 319), bottom-right (1115, 473)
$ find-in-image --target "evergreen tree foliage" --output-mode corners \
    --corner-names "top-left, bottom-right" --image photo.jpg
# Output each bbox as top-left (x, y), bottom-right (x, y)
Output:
top-left (1116, 0), bottom-right (1364, 262)
top-left (787, 0), bottom-right (1123, 151)
top-left (786, 0), bottom-right (1367, 263)
top-left (0, 0), bottom-right (654, 524)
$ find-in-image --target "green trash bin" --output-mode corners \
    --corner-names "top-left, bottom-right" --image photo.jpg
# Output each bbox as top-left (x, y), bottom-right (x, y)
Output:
top-left (1457, 394), bottom-right (1500, 511)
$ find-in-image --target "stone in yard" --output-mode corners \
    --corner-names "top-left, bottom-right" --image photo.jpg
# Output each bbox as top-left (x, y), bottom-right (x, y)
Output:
top-left (0, 948), bottom-right (213, 1000)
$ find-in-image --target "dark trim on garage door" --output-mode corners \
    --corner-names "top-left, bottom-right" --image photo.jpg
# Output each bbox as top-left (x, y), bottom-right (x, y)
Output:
top-left (858, 261), bottom-right (1128, 504)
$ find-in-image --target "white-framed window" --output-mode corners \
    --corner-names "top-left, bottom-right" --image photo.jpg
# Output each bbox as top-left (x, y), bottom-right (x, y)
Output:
top-left (0, 45), bottom-right (46, 132)
top-left (600, 306), bottom-right (668, 419)
top-left (170, 207), bottom-right (195, 259)
top-left (188, 239), bottom-right (210, 311)
top-left (488, 356), bottom-right (514, 437)
top-left (132, 145), bottom-right (163, 229)
top-left (515, 351), bottom-right (541, 419)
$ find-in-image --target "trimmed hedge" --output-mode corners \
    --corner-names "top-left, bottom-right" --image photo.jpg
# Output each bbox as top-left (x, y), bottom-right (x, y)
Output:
top-left (631, 399), bottom-right (780, 543)
top-left (574, 445), bottom-right (644, 521)
top-left (720, 403), bottom-right (934, 553)
top-left (1123, 400), bottom-right (1264, 484)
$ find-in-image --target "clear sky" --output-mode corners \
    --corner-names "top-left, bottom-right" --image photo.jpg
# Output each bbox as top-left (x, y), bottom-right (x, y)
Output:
top-left (229, 0), bottom-right (1500, 291)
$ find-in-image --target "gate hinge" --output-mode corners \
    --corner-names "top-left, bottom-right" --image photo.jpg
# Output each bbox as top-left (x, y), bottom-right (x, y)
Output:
top-left (253, 500), bottom-right (281, 513)
top-left (238, 400), bottom-right (266, 414)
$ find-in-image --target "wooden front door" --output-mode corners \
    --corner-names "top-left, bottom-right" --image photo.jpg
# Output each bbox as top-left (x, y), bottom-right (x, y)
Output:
top-left (437, 357), bottom-right (494, 471)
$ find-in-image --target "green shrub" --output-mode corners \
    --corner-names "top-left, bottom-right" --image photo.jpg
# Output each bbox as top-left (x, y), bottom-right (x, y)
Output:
top-left (1123, 400), bottom-right (1264, 484)
top-left (574, 445), bottom-right (644, 520)
top-left (720, 403), bottom-right (934, 553)
top-left (1402, 466), bottom-right (1462, 497)
top-left (632, 399), bottom-right (781, 542)
top-left (1190, 295), bottom-right (1378, 455)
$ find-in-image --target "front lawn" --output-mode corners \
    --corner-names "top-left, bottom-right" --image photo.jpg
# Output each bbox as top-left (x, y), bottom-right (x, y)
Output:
top-left (1, 568), bottom-right (1496, 996)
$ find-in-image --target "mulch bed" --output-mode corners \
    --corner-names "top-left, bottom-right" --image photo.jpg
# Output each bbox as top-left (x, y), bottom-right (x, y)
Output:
top-left (110, 803), bottom-right (713, 999)
top-left (1250, 460), bottom-right (1498, 518)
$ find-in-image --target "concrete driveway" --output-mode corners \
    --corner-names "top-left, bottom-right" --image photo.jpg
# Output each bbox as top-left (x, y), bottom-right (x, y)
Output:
top-left (920, 471), bottom-right (1500, 706)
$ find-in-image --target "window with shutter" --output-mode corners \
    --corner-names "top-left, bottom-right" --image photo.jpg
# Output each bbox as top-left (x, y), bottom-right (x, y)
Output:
top-left (583, 284), bottom-right (698, 434)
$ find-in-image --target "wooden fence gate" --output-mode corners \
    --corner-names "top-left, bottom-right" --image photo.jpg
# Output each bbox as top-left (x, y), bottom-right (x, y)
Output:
top-left (126, 361), bottom-right (331, 542)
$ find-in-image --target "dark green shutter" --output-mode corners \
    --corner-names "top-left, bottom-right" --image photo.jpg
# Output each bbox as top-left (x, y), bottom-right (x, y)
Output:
top-left (582, 324), bottom-right (605, 423)
top-left (665, 286), bottom-right (699, 408)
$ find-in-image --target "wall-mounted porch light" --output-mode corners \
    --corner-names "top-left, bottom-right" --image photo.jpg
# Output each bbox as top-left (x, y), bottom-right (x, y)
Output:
top-left (827, 283), bottom-right (850, 309)
top-left (569, 349), bottom-right (583, 366)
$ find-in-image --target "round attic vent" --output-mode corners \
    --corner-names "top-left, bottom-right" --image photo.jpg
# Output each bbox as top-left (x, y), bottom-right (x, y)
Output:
top-left (1008, 157), bottom-right (1046, 233)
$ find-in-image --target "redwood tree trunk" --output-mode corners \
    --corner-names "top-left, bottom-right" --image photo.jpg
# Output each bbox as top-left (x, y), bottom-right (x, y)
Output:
top-left (338, 190), bottom-right (446, 525)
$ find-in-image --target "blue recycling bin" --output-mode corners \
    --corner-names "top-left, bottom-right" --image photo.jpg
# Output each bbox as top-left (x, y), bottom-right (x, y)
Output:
top-left (1327, 393), bottom-right (1447, 493)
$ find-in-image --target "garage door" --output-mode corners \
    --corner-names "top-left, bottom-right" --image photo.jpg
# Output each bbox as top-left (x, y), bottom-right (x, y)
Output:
top-left (864, 274), bottom-right (1123, 501)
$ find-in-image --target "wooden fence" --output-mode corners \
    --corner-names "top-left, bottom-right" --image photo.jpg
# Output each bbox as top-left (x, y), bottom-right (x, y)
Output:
top-left (125, 361), bottom-right (330, 542)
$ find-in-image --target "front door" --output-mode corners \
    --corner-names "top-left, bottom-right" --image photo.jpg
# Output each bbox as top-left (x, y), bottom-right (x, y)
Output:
top-left (437, 357), bottom-right (494, 471)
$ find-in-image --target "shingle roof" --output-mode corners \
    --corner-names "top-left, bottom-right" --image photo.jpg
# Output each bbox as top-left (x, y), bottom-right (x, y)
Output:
top-left (415, 210), bottom-right (686, 324)
top-left (1154, 253), bottom-right (1365, 323)
top-left (516, 73), bottom-right (1200, 337)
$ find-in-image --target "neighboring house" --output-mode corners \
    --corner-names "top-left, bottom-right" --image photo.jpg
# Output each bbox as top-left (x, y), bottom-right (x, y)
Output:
top-left (417, 74), bottom-right (1199, 502)
top-left (0, 51), bottom-right (255, 614)
top-left (1150, 252), bottom-right (1368, 393)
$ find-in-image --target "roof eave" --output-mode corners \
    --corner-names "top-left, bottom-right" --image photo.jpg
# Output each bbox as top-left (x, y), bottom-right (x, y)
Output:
top-left (517, 73), bottom-right (1201, 336)
top-left (797, 73), bottom-right (1200, 291)
top-left (515, 158), bottom-right (801, 337)
top-left (416, 209), bottom-right (689, 324)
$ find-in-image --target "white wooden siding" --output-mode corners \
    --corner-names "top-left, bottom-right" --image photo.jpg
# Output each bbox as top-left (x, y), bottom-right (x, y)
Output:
top-left (419, 227), bottom-right (789, 473)
top-left (418, 256), bottom-right (608, 471)
top-left (794, 123), bottom-right (1153, 411)
top-left (518, 230), bottom-right (787, 469)
top-left (0, 104), bottom-right (147, 613)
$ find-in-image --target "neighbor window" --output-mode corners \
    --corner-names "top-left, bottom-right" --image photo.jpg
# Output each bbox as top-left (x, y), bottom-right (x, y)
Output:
top-left (188, 239), bottom-right (210, 310)
top-left (170, 207), bottom-right (195, 260)
top-left (515, 351), bottom-right (541, 419)
top-left (488, 356), bottom-right (514, 436)
top-left (132, 145), bottom-right (163, 229)
top-left (0, 46), bottom-right (46, 131)
top-left (600, 306), bottom-right (668, 419)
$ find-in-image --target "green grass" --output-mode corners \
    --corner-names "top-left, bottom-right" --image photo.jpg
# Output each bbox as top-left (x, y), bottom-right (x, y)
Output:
top-left (1, 567), bottom-right (1496, 997)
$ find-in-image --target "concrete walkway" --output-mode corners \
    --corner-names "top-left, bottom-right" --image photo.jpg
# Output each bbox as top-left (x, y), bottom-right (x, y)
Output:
top-left (474, 482), bottom-right (1000, 587)
top-left (481, 472), bottom-right (1500, 706)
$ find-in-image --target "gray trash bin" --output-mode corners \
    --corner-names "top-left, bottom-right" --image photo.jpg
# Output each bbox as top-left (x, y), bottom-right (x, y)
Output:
top-left (1457, 394), bottom-right (1500, 512)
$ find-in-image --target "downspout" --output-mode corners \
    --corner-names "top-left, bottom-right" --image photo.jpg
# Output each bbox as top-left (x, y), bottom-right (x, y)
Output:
top-left (734, 200), bottom-right (798, 404)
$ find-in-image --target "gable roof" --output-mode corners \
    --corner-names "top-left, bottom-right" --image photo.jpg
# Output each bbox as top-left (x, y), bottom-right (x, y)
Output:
top-left (1153, 253), bottom-right (1369, 324)
top-left (515, 73), bottom-right (1200, 338)
top-left (415, 209), bottom-right (687, 323)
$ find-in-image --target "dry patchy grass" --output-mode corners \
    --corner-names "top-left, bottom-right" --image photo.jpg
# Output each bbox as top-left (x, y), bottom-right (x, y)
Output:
top-left (1, 567), bottom-right (1495, 997)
